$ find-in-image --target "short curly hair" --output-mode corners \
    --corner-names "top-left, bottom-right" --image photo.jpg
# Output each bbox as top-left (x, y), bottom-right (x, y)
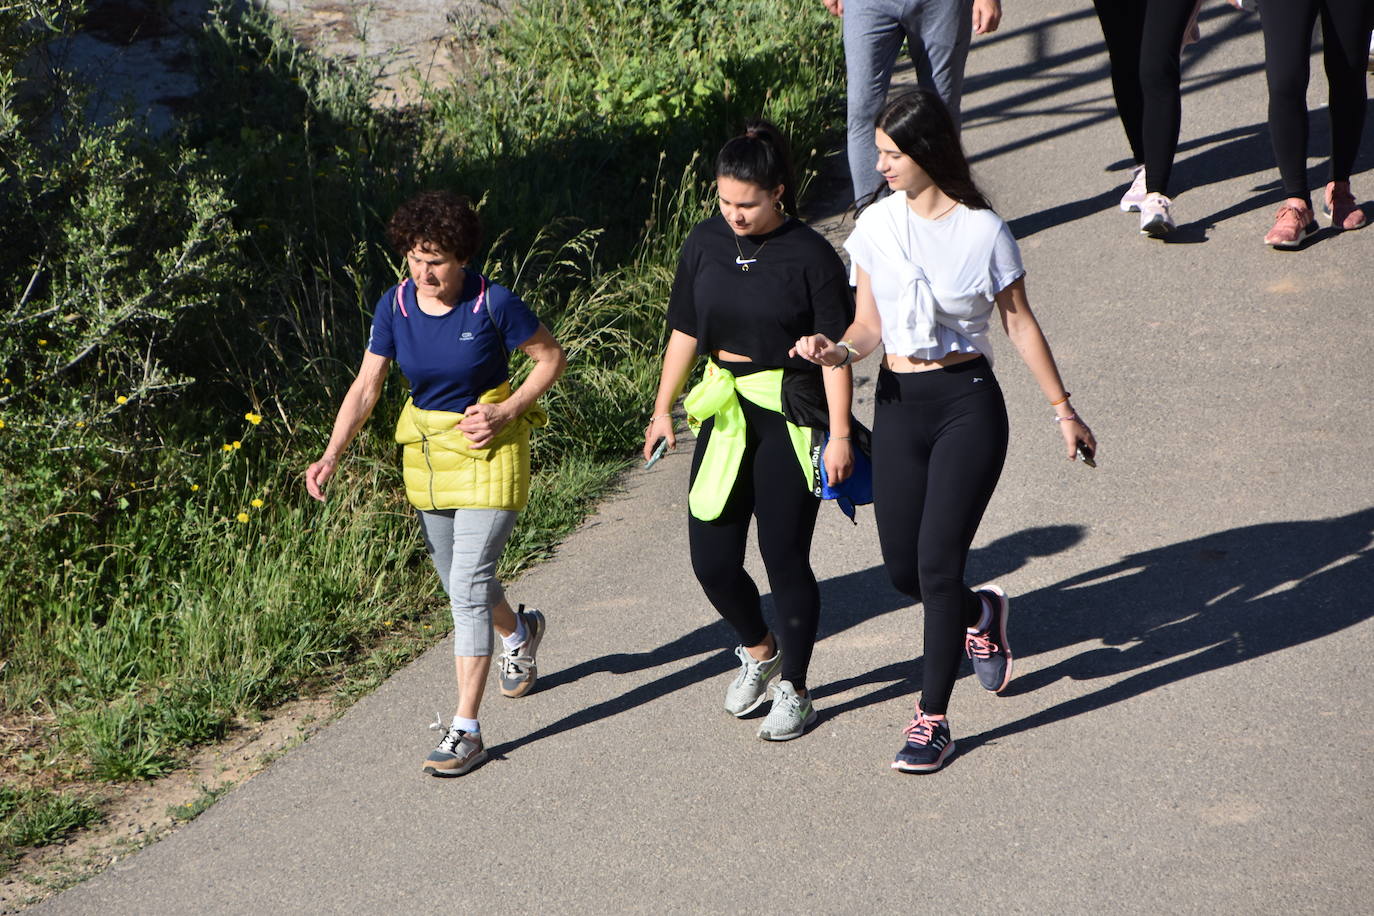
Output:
top-left (386, 190), bottom-right (482, 263)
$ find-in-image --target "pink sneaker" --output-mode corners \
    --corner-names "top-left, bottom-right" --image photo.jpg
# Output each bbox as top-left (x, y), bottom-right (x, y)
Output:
top-left (1264, 199), bottom-right (1316, 249)
top-left (1119, 164), bottom-right (1147, 212)
top-left (1323, 182), bottom-right (1367, 231)
top-left (1139, 194), bottom-right (1174, 237)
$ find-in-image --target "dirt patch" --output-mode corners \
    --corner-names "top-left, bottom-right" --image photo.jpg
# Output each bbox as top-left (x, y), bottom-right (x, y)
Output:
top-left (0, 694), bottom-right (336, 913)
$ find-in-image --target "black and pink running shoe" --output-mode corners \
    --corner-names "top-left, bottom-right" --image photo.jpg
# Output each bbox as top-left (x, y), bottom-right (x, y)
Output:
top-left (966, 584), bottom-right (1012, 693)
top-left (891, 706), bottom-right (954, 774)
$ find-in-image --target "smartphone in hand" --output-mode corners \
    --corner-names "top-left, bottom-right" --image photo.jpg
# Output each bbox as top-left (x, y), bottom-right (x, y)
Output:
top-left (1077, 442), bottom-right (1097, 468)
top-left (645, 437), bottom-right (668, 469)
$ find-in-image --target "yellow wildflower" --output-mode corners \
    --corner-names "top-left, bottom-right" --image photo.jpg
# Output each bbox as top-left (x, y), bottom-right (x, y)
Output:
top-left (244, 412), bottom-right (263, 425)
top-left (236, 513), bottom-right (249, 523)
top-left (75, 421), bottom-right (85, 428)
top-left (0, 418), bottom-right (5, 430)
top-left (232, 441), bottom-right (242, 450)
top-left (116, 395), bottom-right (128, 404)
top-left (382, 620), bottom-right (393, 627)
top-left (190, 484), bottom-right (200, 491)
top-left (38, 339), bottom-right (47, 346)
top-left (222, 443), bottom-right (233, 452)
top-left (251, 498), bottom-right (264, 508)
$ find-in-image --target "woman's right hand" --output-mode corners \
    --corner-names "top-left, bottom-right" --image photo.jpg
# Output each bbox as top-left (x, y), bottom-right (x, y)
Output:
top-left (790, 334), bottom-right (840, 367)
top-left (643, 413), bottom-right (676, 461)
top-left (305, 456), bottom-right (337, 502)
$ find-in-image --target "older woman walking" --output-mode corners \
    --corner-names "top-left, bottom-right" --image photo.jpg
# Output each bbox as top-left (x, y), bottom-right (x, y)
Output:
top-left (306, 190), bottom-right (566, 777)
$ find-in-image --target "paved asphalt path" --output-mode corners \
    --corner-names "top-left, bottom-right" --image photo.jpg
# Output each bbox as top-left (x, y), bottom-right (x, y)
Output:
top-left (41, 3), bottom-right (1373, 913)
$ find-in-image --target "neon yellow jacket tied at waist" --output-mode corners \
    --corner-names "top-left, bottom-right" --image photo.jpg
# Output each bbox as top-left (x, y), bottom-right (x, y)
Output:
top-left (683, 360), bottom-right (813, 522)
top-left (393, 381), bottom-right (548, 511)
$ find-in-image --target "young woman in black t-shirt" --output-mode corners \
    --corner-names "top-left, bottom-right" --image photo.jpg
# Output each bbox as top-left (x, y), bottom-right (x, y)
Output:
top-left (644, 121), bottom-right (854, 742)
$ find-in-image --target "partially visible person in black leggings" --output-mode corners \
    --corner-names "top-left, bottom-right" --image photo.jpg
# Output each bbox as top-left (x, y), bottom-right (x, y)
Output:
top-left (645, 120), bottom-right (854, 743)
top-left (688, 380), bottom-right (825, 696)
top-left (1092, 0), bottom-right (1203, 238)
top-left (1240, 0), bottom-right (1373, 248)
top-left (794, 89), bottom-right (1097, 773)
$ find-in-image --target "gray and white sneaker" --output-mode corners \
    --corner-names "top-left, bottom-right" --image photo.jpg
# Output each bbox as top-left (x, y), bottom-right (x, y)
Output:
top-left (756, 680), bottom-right (817, 741)
top-left (423, 726), bottom-right (487, 777)
top-left (723, 645), bottom-right (782, 717)
top-left (498, 606), bottom-right (545, 698)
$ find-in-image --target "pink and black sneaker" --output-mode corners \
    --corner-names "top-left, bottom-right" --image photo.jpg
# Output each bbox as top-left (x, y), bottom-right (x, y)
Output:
top-left (891, 706), bottom-right (955, 774)
top-left (966, 585), bottom-right (1013, 693)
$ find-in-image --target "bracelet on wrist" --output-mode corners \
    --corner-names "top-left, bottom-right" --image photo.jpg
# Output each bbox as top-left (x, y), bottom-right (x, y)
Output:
top-left (1049, 391), bottom-right (1071, 407)
top-left (1053, 412), bottom-right (1080, 424)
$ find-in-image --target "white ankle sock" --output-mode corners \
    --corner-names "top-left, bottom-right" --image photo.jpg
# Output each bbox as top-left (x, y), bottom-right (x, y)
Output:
top-left (452, 716), bottom-right (479, 735)
top-left (502, 615), bottom-right (527, 651)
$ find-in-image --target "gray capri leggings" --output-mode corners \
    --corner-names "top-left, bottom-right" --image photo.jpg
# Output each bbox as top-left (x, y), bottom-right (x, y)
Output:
top-left (417, 508), bottom-right (518, 657)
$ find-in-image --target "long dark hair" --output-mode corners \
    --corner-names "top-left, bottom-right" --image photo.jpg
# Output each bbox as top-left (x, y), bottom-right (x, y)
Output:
top-left (715, 118), bottom-right (798, 215)
top-left (860, 89), bottom-right (992, 213)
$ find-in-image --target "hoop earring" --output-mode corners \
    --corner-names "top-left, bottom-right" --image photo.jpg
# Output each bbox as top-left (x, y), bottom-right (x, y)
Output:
top-left (774, 199), bottom-right (785, 214)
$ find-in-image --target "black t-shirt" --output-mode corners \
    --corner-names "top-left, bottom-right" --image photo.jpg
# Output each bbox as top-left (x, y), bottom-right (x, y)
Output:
top-left (668, 215), bottom-right (853, 370)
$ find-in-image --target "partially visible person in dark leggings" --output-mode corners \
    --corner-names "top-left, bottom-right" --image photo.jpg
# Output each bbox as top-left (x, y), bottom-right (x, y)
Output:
top-left (1239, 0), bottom-right (1373, 248)
top-left (794, 89), bottom-right (1097, 773)
top-left (645, 120), bottom-right (855, 742)
top-left (1092, 0), bottom-right (1204, 238)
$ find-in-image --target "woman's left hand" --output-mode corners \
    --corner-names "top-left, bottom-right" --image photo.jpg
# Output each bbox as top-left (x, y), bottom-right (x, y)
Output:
top-left (458, 402), bottom-right (513, 448)
top-left (1058, 413), bottom-right (1097, 464)
top-left (824, 436), bottom-right (854, 485)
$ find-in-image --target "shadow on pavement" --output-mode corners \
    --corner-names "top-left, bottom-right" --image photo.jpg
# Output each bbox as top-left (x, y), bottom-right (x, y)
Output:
top-left (951, 507), bottom-right (1374, 757)
top-left (488, 524), bottom-right (1085, 758)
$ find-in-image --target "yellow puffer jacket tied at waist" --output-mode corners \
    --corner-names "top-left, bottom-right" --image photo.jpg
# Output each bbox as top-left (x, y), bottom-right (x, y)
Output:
top-left (393, 381), bottom-right (549, 511)
top-left (683, 360), bottom-right (813, 522)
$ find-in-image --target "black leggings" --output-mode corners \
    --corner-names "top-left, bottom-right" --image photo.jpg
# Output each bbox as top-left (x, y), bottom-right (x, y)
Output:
top-left (688, 378), bottom-right (821, 692)
top-left (1258, 0), bottom-right (1373, 200)
top-left (1092, 0), bottom-right (1199, 196)
top-left (871, 359), bottom-right (1008, 716)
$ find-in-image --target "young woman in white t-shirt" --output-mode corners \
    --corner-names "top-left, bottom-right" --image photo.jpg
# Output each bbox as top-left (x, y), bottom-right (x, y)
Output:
top-left (793, 89), bottom-right (1097, 773)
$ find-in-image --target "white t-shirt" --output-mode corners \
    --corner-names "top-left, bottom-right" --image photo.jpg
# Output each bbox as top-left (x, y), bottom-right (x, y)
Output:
top-left (844, 193), bottom-right (1025, 365)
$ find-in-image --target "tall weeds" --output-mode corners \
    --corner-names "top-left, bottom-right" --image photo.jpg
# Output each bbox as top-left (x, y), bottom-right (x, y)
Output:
top-left (0, 0), bottom-right (844, 865)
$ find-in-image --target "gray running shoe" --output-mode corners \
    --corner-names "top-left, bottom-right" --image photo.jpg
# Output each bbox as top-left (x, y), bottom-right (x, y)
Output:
top-left (724, 645), bottom-right (782, 717)
top-left (756, 680), bottom-right (817, 741)
top-left (423, 726), bottom-right (487, 777)
top-left (498, 606), bottom-right (545, 698)
top-left (965, 585), bottom-right (1013, 693)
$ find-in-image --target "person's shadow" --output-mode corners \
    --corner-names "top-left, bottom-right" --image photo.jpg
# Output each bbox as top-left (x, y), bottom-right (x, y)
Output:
top-left (814, 507), bottom-right (1374, 759)
top-left (485, 524), bottom-right (1086, 757)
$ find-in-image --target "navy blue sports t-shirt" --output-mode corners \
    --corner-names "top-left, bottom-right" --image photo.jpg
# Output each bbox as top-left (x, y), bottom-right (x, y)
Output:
top-left (367, 271), bottom-right (542, 413)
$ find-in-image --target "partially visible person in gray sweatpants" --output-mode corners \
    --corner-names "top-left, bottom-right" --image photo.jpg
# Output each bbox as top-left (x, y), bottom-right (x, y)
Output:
top-left (826, 0), bottom-right (1002, 201)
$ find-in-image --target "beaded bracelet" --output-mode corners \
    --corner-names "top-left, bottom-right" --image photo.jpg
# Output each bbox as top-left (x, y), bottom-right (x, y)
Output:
top-left (1053, 412), bottom-right (1080, 424)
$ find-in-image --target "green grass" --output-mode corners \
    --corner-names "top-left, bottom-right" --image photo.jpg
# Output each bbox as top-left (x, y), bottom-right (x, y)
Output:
top-left (0, 0), bottom-right (846, 866)
top-left (0, 785), bottom-right (102, 864)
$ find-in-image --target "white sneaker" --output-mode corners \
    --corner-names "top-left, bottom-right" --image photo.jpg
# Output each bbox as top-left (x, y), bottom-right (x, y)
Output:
top-left (724, 645), bottom-right (781, 717)
top-left (1119, 164), bottom-right (1147, 212)
top-left (1139, 194), bottom-right (1175, 237)
top-left (756, 680), bottom-right (817, 741)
